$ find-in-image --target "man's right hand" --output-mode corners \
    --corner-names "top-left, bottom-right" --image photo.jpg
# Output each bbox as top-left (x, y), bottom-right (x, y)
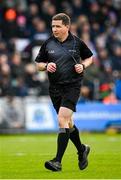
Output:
top-left (47, 62), bottom-right (56, 73)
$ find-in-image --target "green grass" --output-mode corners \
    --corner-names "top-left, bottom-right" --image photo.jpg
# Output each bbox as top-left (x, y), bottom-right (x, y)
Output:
top-left (0, 133), bottom-right (121, 179)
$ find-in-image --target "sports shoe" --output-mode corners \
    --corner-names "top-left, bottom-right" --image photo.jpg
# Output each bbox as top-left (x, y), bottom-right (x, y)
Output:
top-left (44, 158), bottom-right (62, 171)
top-left (78, 144), bottom-right (90, 170)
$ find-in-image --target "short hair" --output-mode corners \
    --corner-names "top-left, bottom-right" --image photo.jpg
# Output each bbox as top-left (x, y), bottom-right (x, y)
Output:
top-left (52, 13), bottom-right (71, 26)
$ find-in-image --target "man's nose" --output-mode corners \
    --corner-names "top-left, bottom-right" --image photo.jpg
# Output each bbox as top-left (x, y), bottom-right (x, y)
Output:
top-left (53, 27), bottom-right (57, 32)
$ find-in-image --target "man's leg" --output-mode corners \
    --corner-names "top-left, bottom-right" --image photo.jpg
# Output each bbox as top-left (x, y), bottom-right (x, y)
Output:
top-left (55, 107), bottom-right (73, 162)
top-left (45, 107), bottom-right (72, 171)
top-left (69, 120), bottom-right (90, 170)
top-left (69, 120), bottom-right (85, 152)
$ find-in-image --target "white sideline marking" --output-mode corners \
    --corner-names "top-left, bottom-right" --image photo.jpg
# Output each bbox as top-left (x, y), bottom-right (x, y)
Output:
top-left (12, 153), bottom-right (74, 157)
top-left (15, 152), bottom-right (26, 156)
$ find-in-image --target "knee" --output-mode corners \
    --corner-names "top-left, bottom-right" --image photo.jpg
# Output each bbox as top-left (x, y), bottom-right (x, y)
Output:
top-left (58, 114), bottom-right (70, 128)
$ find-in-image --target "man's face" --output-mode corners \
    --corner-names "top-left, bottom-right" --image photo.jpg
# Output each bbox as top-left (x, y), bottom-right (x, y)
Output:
top-left (52, 20), bottom-right (69, 39)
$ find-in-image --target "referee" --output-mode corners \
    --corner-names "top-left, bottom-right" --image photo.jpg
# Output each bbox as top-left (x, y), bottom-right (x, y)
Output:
top-left (35, 13), bottom-right (93, 171)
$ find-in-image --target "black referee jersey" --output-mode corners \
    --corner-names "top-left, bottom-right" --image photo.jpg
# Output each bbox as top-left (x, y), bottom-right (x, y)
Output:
top-left (35, 32), bottom-right (93, 85)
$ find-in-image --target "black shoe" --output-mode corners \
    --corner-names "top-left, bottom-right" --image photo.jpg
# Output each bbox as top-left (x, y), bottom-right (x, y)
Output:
top-left (78, 144), bottom-right (90, 170)
top-left (45, 158), bottom-right (62, 171)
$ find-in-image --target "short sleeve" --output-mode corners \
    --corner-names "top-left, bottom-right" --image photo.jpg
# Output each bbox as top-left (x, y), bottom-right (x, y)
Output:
top-left (79, 40), bottom-right (93, 60)
top-left (35, 42), bottom-right (48, 63)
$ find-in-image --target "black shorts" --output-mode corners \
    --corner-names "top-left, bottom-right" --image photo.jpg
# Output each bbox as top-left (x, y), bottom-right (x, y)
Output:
top-left (49, 83), bottom-right (81, 113)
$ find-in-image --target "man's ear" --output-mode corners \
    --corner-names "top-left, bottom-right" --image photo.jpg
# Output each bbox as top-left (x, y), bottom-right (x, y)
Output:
top-left (66, 25), bottom-right (70, 30)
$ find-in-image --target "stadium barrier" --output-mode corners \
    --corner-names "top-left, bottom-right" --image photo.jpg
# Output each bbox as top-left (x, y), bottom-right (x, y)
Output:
top-left (0, 97), bottom-right (121, 133)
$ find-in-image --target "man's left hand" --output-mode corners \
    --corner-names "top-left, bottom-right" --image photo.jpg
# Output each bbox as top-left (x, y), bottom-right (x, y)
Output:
top-left (74, 64), bottom-right (84, 74)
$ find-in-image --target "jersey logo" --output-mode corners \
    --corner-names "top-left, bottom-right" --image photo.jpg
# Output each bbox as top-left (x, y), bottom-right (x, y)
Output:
top-left (48, 50), bottom-right (55, 54)
top-left (68, 49), bottom-right (76, 52)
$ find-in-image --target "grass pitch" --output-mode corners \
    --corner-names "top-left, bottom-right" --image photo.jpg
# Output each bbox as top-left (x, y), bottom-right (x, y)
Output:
top-left (0, 133), bottom-right (121, 179)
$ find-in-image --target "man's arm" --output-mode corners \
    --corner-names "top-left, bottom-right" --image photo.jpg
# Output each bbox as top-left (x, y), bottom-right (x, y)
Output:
top-left (81, 55), bottom-right (93, 69)
top-left (35, 42), bottom-right (48, 71)
top-left (36, 62), bottom-right (47, 71)
top-left (75, 56), bottom-right (93, 74)
top-left (36, 62), bottom-right (57, 73)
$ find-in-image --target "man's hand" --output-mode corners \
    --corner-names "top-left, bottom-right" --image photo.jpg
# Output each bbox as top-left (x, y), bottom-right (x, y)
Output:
top-left (74, 64), bottom-right (84, 74)
top-left (47, 62), bottom-right (56, 73)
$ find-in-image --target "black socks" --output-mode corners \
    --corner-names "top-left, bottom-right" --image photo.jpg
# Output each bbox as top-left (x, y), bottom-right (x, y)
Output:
top-left (55, 126), bottom-right (84, 163)
top-left (69, 125), bottom-right (85, 153)
top-left (55, 128), bottom-right (70, 163)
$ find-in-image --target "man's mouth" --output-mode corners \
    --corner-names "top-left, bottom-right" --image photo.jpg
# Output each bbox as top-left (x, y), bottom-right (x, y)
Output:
top-left (54, 33), bottom-right (58, 36)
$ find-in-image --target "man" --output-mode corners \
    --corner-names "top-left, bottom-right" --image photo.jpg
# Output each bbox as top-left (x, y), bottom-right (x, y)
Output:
top-left (35, 13), bottom-right (93, 171)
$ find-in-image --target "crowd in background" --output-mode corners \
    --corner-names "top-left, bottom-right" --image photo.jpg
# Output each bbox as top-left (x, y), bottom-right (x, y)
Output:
top-left (0, 0), bottom-right (121, 103)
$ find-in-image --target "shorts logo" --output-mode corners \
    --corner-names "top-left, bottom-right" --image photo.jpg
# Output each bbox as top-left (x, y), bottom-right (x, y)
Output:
top-left (48, 50), bottom-right (55, 54)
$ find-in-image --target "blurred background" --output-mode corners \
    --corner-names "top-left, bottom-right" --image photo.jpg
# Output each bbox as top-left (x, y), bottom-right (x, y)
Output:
top-left (0, 0), bottom-right (121, 133)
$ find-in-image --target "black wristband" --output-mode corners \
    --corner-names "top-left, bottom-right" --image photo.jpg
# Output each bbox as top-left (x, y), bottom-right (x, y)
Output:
top-left (81, 63), bottom-right (86, 70)
top-left (45, 63), bottom-right (48, 69)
